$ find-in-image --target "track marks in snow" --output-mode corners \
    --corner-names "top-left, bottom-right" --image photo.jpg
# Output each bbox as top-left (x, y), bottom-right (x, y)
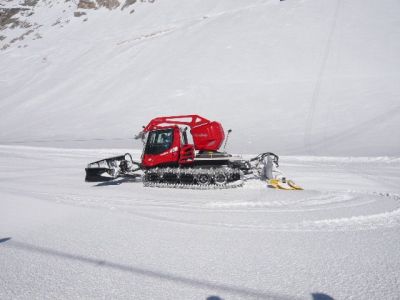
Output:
top-left (115, 0), bottom-right (290, 48)
top-left (117, 27), bottom-right (177, 46)
top-left (33, 188), bottom-right (400, 233)
top-left (304, 0), bottom-right (342, 154)
top-left (2, 147), bottom-right (399, 233)
top-left (207, 191), bottom-right (357, 210)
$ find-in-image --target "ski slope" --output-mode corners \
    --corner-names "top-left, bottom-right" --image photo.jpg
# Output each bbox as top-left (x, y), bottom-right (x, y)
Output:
top-left (0, 0), bottom-right (399, 155)
top-left (1, 146), bottom-right (400, 299)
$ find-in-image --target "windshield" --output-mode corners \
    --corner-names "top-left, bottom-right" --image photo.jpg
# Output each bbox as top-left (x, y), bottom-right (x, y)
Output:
top-left (144, 129), bottom-right (174, 155)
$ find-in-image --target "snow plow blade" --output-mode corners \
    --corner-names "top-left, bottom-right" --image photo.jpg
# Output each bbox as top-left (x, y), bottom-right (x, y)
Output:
top-left (85, 167), bottom-right (117, 182)
top-left (85, 153), bottom-right (139, 182)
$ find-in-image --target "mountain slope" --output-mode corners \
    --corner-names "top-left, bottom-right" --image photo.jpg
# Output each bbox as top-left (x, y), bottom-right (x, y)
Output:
top-left (1, 0), bottom-right (399, 155)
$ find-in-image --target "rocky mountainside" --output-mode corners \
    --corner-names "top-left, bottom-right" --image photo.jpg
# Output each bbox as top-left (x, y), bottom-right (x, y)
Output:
top-left (0, 0), bottom-right (152, 50)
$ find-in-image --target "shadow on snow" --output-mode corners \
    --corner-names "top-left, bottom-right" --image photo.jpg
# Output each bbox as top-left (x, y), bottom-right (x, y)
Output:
top-left (1, 237), bottom-right (334, 300)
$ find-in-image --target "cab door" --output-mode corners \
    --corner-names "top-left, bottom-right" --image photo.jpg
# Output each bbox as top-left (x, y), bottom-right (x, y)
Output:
top-left (142, 127), bottom-right (181, 168)
top-left (178, 128), bottom-right (195, 165)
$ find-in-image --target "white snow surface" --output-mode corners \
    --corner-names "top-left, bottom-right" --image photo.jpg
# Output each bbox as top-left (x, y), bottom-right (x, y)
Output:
top-left (1, 0), bottom-right (400, 299)
top-left (1, 146), bottom-right (400, 299)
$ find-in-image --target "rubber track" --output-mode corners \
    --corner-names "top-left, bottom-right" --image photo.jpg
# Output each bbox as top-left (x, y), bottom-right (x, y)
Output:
top-left (143, 167), bottom-right (243, 190)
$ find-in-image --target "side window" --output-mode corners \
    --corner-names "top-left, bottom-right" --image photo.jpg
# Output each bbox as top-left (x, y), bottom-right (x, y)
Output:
top-left (180, 127), bottom-right (193, 145)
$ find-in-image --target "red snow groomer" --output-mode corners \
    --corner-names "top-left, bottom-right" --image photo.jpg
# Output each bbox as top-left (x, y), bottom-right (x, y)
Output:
top-left (85, 115), bottom-right (298, 189)
top-left (140, 115), bottom-right (226, 168)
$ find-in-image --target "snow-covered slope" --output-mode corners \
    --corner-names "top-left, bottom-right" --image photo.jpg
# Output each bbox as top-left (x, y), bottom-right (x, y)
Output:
top-left (1, 0), bottom-right (399, 155)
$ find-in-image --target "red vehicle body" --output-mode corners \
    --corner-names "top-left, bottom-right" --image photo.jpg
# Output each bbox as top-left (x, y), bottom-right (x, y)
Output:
top-left (140, 115), bottom-right (226, 168)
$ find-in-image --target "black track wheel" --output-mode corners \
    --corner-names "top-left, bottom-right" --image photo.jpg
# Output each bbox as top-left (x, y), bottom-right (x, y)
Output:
top-left (145, 173), bottom-right (159, 183)
top-left (197, 173), bottom-right (211, 185)
top-left (214, 173), bottom-right (228, 185)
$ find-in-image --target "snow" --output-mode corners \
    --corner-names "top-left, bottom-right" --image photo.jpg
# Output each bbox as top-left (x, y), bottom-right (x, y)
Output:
top-left (1, 0), bottom-right (399, 155)
top-left (1, 146), bottom-right (400, 299)
top-left (1, 0), bottom-right (400, 299)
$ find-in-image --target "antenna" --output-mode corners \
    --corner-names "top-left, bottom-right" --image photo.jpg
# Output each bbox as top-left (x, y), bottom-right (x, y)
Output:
top-left (223, 129), bottom-right (232, 152)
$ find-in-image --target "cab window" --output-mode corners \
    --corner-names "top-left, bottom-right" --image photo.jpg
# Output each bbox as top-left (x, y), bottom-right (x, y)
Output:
top-left (145, 129), bottom-right (174, 154)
